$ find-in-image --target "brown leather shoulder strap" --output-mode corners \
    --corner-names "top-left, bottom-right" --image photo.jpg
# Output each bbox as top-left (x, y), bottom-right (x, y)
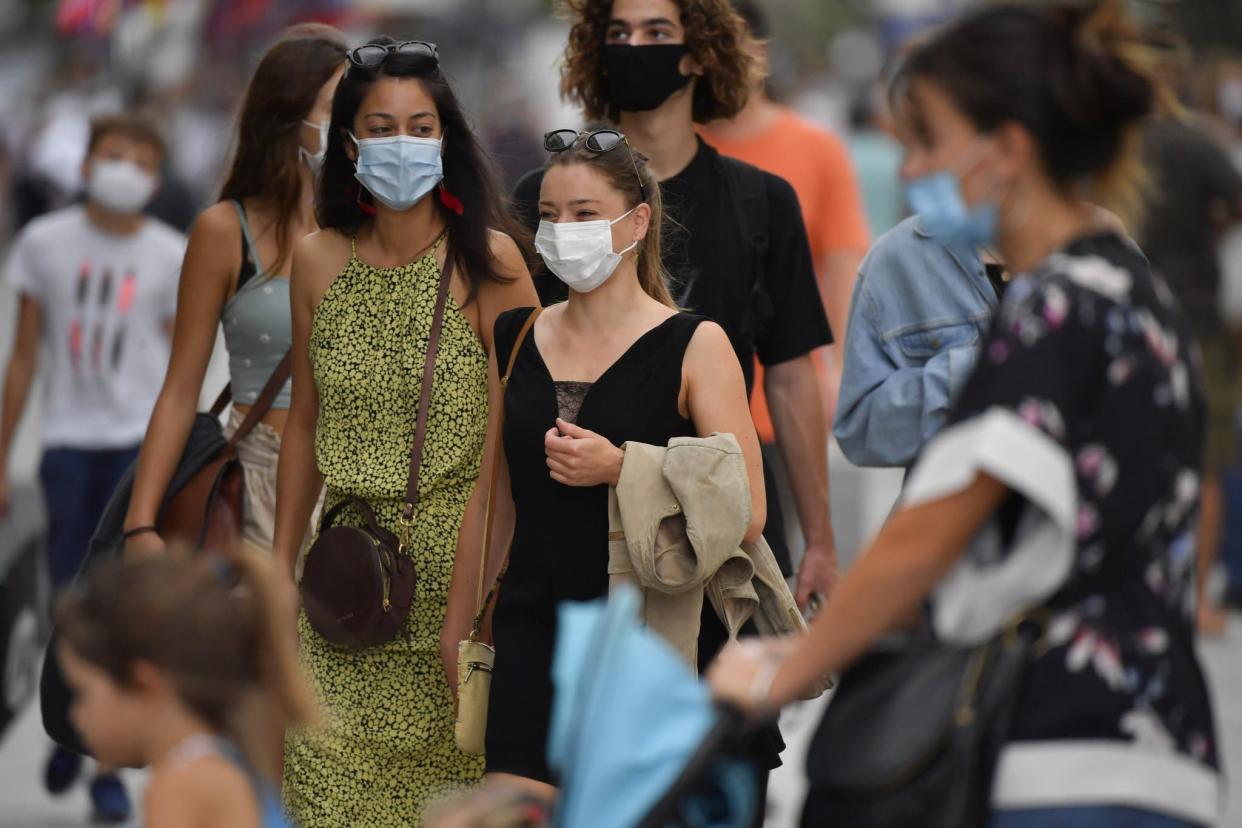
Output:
top-left (472, 306), bottom-right (541, 629)
top-left (225, 351), bottom-right (292, 446)
top-left (400, 246), bottom-right (457, 532)
top-left (210, 384), bottom-right (232, 417)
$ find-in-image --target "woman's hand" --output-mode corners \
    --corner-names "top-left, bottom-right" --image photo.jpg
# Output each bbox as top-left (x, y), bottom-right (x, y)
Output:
top-left (706, 636), bottom-right (800, 718)
top-left (544, 419), bottom-right (624, 487)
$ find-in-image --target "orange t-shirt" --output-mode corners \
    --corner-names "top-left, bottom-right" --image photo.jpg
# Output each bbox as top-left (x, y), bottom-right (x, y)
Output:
top-left (703, 107), bottom-right (870, 442)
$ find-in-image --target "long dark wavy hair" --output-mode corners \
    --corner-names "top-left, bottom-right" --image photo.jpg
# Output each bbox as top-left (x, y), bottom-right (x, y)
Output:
top-left (317, 36), bottom-right (522, 295)
top-left (218, 23), bottom-right (348, 274)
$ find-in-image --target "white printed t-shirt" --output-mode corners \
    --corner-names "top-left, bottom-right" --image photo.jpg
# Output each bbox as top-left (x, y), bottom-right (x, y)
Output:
top-left (6, 205), bottom-right (185, 449)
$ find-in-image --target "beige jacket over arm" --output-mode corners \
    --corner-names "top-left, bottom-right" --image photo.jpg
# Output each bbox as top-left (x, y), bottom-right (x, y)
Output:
top-left (607, 432), bottom-right (806, 670)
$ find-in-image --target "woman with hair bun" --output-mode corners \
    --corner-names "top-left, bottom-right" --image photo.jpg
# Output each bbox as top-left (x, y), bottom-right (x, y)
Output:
top-left (709, 2), bottom-right (1222, 826)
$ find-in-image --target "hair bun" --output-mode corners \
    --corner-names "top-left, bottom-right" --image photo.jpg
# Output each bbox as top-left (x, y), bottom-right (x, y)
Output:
top-left (1053, 0), bottom-right (1154, 129)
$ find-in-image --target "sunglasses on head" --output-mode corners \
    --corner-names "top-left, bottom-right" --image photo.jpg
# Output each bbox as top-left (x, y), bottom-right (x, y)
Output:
top-left (543, 128), bottom-right (648, 203)
top-left (347, 40), bottom-right (439, 71)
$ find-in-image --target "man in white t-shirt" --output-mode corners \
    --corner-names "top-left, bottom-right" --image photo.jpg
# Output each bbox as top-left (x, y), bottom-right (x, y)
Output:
top-left (0, 112), bottom-right (184, 822)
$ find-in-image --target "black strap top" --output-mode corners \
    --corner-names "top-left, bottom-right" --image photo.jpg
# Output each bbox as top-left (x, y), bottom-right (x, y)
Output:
top-left (494, 307), bottom-right (707, 604)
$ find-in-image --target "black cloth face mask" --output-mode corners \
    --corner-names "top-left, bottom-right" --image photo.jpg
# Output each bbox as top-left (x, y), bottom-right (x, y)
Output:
top-left (602, 43), bottom-right (692, 112)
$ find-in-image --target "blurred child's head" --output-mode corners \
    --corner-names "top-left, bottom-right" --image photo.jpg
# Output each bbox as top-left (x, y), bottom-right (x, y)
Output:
top-left (55, 547), bottom-right (316, 771)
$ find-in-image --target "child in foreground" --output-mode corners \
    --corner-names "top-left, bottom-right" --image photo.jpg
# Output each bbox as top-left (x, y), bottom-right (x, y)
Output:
top-left (55, 547), bottom-right (317, 827)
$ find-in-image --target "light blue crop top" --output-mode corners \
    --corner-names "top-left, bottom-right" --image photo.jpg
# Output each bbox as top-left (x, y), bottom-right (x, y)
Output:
top-left (222, 201), bottom-right (292, 409)
top-left (166, 734), bottom-right (291, 828)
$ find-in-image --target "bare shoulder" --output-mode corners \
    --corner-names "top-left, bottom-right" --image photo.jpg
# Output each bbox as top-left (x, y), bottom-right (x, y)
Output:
top-left (190, 201), bottom-right (244, 248)
top-left (178, 203), bottom-right (243, 298)
top-left (147, 755), bottom-right (260, 827)
top-left (296, 227), bottom-right (351, 266)
top-left (291, 229), bottom-right (352, 299)
top-left (686, 319), bottom-right (734, 360)
top-left (486, 229), bottom-right (528, 278)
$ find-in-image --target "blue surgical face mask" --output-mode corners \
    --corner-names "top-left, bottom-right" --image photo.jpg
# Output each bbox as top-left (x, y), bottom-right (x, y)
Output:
top-left (904, 143), bottom-right (999, 249)
top-left (350, 132), bottom-right (443, 211)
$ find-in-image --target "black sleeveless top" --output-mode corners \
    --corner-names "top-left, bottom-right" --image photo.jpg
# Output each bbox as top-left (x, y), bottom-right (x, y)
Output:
top-left (498, 307), bottom-right (703, 607)
top-left (486, 307), bottom-right (708, 781)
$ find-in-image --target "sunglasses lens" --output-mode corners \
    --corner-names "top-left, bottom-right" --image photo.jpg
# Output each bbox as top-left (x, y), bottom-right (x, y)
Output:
top-left (351, 45), bottom-right (389, 66)
top-left (397, 41), bottom-right (438, 61)
top-left (586, 131), bottom-right (623, 152)
top-left (544, 130), bottom-right (579, 152)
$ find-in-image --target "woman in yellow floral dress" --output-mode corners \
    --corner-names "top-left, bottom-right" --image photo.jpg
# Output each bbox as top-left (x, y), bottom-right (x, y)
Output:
top-left (270, 37), bottom-right (537, 826)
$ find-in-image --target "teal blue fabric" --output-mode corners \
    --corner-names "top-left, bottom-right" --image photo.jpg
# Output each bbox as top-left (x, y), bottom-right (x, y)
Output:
top-left (848, 129), bottom-right (905, 238)
top-left (548, 586), bottom-right (755, 828)
top-left (215, 739), bottom-right (292, 828)
top-left (221, 201), bottom-right (292, 409)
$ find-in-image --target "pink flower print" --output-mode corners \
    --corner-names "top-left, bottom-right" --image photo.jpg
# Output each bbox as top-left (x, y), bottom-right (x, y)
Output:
top-left (1019, 399), bottom-right (1044, 429)
top-left (1067, 628), bottom-right (1126, 690)
top-left (1139, 310), bottom-right (1178, 367)
top-left (1076, 503), bottom-right (1101, 540)
top-left (1043, 403), bottom-right (1066, 439)
top-left (1017, 316), bottom-right (1048, 346)
top-left (1107, 357), bottom-right (1135, 386)
top-left (988, 339), bottom-right (1010, 365)
top-left (1137, 627), bottom-right (1169, 654)
top-left (1046, 611), bottom-right (1080, 647)
top-left (1078, 445), bottom-right (1105, 476)
top-left (1043, 286), bottom-right (1069, 328)
top-left (1164, 471), bottom-right (1201, 529)
top-left (1077, 445), bottom-right (1118, 496)
top-left (1189, 732), bottom-right (1211, 761)
top-left (1146, 560), bottom-right (1168, 596)
top-left (1018, 398), bottom-right (1065, 439)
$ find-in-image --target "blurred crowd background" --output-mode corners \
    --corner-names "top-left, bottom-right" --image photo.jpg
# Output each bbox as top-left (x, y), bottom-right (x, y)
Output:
top-left (0, 0), bottom-right (1237, 245)
top-left (2, 0), bottom-right (1242, 825)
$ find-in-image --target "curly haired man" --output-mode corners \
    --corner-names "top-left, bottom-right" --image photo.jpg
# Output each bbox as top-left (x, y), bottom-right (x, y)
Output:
top-left (513, 0), bottom-right (840, 644)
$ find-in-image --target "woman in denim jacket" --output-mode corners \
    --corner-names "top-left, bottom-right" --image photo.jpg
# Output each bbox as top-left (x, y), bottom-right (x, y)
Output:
top-left (832, 215), bottom-right (995, 469)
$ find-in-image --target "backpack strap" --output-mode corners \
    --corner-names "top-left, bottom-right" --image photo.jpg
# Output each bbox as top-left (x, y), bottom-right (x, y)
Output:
top-left (718, 156), bottom-right (775, 343)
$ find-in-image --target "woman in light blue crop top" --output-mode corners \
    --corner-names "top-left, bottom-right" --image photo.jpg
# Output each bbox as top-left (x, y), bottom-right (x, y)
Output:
top-left (124, 25), bottom-right (348, 564)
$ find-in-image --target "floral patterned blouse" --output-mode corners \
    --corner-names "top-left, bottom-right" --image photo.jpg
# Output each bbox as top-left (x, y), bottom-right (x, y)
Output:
top-left (903, 232), bottom-right (1220, 823)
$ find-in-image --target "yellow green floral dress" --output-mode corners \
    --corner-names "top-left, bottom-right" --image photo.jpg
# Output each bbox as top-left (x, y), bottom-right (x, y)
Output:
top-left (284, 235), bottom-right (488, 826)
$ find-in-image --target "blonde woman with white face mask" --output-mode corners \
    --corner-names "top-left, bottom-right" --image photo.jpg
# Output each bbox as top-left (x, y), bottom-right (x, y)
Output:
top-left (447, 129), bottom-right (768, 794)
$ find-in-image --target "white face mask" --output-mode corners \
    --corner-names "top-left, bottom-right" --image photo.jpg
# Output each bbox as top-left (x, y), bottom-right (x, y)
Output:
top-left (534, 207), bottom-right (638, 294)
top-left (86, 159), bottom-right (158, 214)
top-left (300, 120), bottom-right (329, 172)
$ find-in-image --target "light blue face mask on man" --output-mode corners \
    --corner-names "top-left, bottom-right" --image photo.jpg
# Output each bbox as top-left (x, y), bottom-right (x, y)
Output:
top-left (350, 132), bottom-right (443, 211)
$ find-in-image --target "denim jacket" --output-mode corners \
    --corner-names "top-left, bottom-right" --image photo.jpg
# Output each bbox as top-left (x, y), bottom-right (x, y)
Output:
top-left (833, 216), bottom-right (997, 468)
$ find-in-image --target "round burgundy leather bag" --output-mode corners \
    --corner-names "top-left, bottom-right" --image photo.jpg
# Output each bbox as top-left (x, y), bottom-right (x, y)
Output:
top-left (300, 497), bottom-right (416, 650)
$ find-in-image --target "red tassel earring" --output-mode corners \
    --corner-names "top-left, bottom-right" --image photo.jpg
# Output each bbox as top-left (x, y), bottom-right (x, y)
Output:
top-left (438, 182), bottom-right (465, 216)
top-left (354, 184), bottom-right (376, 217)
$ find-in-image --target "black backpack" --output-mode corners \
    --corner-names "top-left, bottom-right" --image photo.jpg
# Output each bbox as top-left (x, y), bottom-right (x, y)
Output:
top-left (39, 409), bottom-right (231, 756)
top-left (718, 155), bottom-right (776, 346)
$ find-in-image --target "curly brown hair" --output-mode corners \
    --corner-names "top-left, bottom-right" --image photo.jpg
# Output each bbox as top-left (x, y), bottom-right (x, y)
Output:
top-left (559, 0), bottom-right (765, 124)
